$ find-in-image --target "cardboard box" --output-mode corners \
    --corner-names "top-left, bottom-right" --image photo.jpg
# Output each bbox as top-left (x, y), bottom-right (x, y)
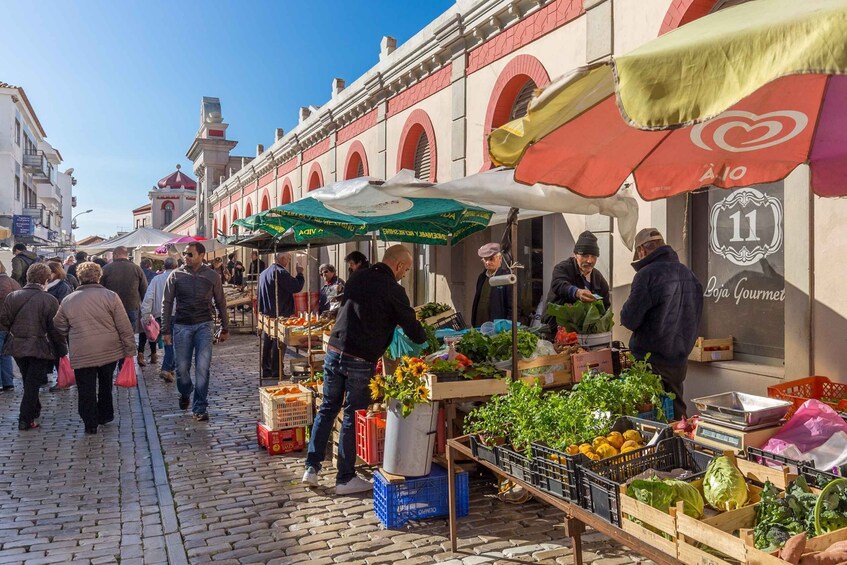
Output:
top-left (689, 336), bottom-right (733, 362)
top-left (256, 422), bottom-right (306, 455)
top-left (504, 353), bottom-right (572, 388)
top-left (571, 348), bottom-right (614, 382)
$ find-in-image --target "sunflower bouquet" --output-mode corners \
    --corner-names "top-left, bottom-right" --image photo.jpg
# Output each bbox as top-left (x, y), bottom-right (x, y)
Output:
top-left (369, 356), bottom-right (431, 417)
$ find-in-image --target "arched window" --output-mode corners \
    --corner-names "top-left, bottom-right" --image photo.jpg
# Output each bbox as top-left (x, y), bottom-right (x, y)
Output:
top-left (510, 80), bottom-right (537, 121)
top-left (397, 109), bottom-right (437, 182)
top-left (308, 168), bottom-right (323, 191)
top-left (231, 207), bottom-right (239, 235)
top-left (162, 201), bottom-right (174, 226)
top-left (222, 214), bottom-right (228, 236)
top-left (261, 192), bottom-right (270, 212)
top-left (413, 131), bottom-right (431, 181)
top-left (245, 201), bottom-right (253, 217)
top-left (344, 142), bottom-right (369, 180)
top-left (281, 182), bottom-right (293, 205)
top-left (213, 218), bottom-right (219, 238)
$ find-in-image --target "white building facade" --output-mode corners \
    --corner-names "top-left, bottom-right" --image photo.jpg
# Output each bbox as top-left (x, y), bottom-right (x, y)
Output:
top-left (0, 82), bottom-right (76, 251)
top-left (167, 0), bottom-right (843, 405)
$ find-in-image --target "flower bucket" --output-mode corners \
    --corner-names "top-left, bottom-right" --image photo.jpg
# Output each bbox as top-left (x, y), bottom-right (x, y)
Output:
top-left (383, 398), bottom-right (439, 477)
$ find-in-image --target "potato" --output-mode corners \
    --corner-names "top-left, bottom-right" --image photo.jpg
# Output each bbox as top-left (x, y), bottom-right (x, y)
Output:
top-left (779, 532), bottom-right (806, 565)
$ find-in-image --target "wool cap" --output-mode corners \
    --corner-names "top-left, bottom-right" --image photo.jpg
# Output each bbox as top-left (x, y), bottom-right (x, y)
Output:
top-left (573, 231), bottom-right (600, 256)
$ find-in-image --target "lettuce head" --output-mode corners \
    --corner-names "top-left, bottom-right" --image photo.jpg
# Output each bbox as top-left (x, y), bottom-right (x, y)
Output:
top-left (703, 456), bottom-right (749, 511)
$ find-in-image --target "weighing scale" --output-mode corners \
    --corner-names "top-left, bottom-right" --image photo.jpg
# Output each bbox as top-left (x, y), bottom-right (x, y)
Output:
top-left (693, 416), bottom-right (783, 452)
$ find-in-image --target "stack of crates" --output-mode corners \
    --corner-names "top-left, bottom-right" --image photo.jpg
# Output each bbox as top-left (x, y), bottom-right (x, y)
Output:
top-left (257, 384), bottom-right (313, 455)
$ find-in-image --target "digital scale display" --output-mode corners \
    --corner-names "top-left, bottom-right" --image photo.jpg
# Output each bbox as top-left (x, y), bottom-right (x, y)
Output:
top-left (696, 426), bottom-right (742, 449)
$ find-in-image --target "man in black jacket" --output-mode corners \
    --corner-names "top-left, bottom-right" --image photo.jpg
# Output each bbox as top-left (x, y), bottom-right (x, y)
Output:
top-left (257, 252), bottom-right (304, 379)
top-left (471, 243), bottom-right (513, 327)
top-left (304, 245), bottom-right (427, 495)
top-left (542, 231), bottom-right (611, 337)
top-left (621, 228), bottom-right (703, 418)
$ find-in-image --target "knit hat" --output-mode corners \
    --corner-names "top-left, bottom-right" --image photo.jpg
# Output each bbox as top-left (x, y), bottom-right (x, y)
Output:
top-left (573, 231), bottom-right (600, 256)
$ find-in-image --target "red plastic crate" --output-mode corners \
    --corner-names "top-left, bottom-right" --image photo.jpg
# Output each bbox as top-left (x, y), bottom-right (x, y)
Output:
top-left (355, 410), bottom-right (387, 466)
top-left (767, 376), bottom-right (847, 418)
top-left (256, 422), bottom-right (306, 456)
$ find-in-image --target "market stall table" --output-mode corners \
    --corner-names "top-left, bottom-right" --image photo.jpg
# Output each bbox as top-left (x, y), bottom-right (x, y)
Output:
top-left (445, 435), bottom-right (683, 565)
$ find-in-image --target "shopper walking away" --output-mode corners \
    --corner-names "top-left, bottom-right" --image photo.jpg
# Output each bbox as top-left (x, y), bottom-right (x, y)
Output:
top-left (45, 262), bottom-right (73, 391)
top-left (141, 257), bottom-right (177, 382)
top-left (257, 252), bottom-right (304, 379)
top-left (67, 251), bottom-right (87, 280)
top-left (620, 228), bottom-right (703, 419)
top-left (10, 243), bottom-right (38, 287)
top-left (162, 242), bottom-right (229, 421)
top-left (0, 261), bottom-right (21, 393)
top-left (53, 262), bottom-right (136, 434)
top-left (101, 246), bottom-right (148, 367)
top-left (304, 245), bottom-right (427, 494)
top-left (49, 257), bottom-right (79, 290)
top-left (137, 258), bottom-right (158, 365)
top-left (0, 263), bottom-right (67, 430)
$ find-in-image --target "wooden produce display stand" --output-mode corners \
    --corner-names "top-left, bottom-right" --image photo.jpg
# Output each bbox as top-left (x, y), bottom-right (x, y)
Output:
top-left (446, 435), bottom-right (683, 565)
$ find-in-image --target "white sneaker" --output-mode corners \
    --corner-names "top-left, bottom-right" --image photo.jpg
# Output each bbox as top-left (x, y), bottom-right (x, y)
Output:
top-left (302, 466), bottom-right (319, 487)
top-left (335, 476), bottom-right (372, 495)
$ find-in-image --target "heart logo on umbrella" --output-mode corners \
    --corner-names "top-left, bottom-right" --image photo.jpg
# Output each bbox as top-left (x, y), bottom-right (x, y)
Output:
top-left (690, 110), bottom-right (808, 153)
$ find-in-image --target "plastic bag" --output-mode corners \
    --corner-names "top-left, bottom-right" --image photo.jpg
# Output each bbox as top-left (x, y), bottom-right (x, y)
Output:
top-left (761, 399), bottom-right (847, 471)
top-left (57, 356), bottom-right (75, 388)
top-left (388, 327), bottom-right (428, 359)
top-left (115, 357), bottom-right (137, 388)
top-left (143, 315), bottom-right (160, 342)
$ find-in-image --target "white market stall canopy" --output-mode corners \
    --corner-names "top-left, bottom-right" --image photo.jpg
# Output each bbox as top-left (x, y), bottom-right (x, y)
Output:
top-left (79, 226), bottom-right (184, 254)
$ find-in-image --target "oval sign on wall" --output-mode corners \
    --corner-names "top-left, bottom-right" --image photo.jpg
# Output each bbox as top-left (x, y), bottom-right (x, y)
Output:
top-left (709, 187), bottom-right (783, 267)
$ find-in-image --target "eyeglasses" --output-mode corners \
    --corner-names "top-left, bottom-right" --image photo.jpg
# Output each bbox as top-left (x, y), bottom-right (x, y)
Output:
top-left (182, 252), bottom-right (194, 258)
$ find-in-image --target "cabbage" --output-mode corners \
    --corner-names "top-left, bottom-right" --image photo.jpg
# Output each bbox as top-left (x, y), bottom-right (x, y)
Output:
top-left (628, 478), bottom-right (675, 512)
top-left (703, 456), bottom-right (749, 511)
top-left (665, 479), bottom-right (705, 518)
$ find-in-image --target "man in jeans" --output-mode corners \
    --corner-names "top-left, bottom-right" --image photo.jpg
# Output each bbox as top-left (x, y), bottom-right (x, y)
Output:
top-left (162, 242), bottom-right (229, 421)
top-left (303, 245), bottom-right (427, 494)
top-left (141, 257), bottom-right (178, 382)
top-left (0, 261), bottom-right (21, 392)
top-left (101, 246), bottom-right (148, 366)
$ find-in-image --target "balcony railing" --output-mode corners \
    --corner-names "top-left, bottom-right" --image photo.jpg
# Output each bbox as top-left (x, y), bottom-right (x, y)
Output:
top-left (22, 150), bottom-right (51, 181)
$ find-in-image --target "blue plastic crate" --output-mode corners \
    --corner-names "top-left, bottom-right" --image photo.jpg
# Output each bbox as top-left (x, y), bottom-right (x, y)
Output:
top-left (373, 464), bottom-right (469, 528)
top-left (636, 395), bottom-right (674, 422)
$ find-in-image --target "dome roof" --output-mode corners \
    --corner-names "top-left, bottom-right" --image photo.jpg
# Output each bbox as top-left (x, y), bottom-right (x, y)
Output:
top-left (157, 164), bottom-right (196, 190)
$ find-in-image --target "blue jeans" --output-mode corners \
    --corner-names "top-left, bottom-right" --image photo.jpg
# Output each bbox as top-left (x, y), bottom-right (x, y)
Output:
top-left (306, 350), bottom-right (376, 484)
top-left (0, 331), bottom-right (13, 387)
top-left (173, 322), bottom-right (213, 415)
top-left (156, 318), bottom-right (175, 372)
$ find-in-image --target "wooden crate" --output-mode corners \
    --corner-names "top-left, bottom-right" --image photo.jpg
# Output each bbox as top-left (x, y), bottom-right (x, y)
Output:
top-left (424, 373), bottom-right (508, 400)
top-left (689, 336), bottom-right (734, 362)
top-left (504, 353), bottom-right (572, 388)
top-left (619, 485), bottom-right (680, 559)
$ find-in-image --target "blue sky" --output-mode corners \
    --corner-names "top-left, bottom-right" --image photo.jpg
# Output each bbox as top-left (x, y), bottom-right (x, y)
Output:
top-left (1, 0), bottom-right (454, 238)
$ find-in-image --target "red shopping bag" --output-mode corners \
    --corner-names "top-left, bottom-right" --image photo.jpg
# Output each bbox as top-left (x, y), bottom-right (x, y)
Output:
top-left (115, 357), bottom-right (137, 388)
top-left (143, 315), bottom-right (160, 342)
top-left (57, 356), bottom-right (75, 388)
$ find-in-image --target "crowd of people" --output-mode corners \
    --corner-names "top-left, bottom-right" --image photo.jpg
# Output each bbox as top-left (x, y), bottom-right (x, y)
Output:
top-left (0, 241), bottom-right (229, 432)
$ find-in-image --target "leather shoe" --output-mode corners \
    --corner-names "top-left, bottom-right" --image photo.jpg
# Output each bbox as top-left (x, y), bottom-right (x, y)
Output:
top-left (137, 352), bottom-right (146, 367)
top-left (84, 426), bottom-right (98, 435)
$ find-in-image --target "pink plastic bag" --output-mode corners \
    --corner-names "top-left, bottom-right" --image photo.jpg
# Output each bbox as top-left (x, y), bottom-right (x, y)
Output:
top-left (57, 356), bottom-right (75, 388)
top-left (143, 316), bottom-right (160, 342)
top-left (761, 399), bottom-right (847, 456)
top-left (115, 357), bottom-right (137, 388)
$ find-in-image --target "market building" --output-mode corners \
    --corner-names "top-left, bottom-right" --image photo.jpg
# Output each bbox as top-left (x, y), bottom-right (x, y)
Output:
top-left (165, 0), bottom-right (839, 408)
top-left (131, 165), bottom-right (198, 230)
top-left (0, 82), bottom-right (77, 251)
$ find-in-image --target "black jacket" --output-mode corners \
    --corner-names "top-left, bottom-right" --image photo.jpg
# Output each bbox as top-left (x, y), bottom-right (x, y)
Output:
top-left (257, 263), bottom-right (304, 318)
top-left (0, 285), bottom-right (67, 359)
top-left (543, 257), bottom-right (611, 334)
top-left (101, 258), bottom-right (148, 313)
top-left (471, 266), bottom-right (513, 326)
top-left (620, 246), bottom-right (704, 366)
top-left (329, 263), bottom-right (427, 363)
top-left (161, 265), bottom-right (228, 334)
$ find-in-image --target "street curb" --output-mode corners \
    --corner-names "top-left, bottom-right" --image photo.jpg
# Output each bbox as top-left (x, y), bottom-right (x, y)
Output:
top-left (135, 366), bottom-right (189, 565)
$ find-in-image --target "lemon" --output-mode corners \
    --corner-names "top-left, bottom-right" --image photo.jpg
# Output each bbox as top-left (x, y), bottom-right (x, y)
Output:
top-left (623, 429), bottom-right (643, 443)
top-left (578, 443), bottom-right (593, 454)
top-left (565, 445), bottom-right (580, 456)
top-left (592, 436), bottom-right (610, 450)
top-left (621, 440), bottom-right (642, 451)
top-left (595, 443), bottom-right (619, 459)
top-left (606, 431), bottom-right (624, 449)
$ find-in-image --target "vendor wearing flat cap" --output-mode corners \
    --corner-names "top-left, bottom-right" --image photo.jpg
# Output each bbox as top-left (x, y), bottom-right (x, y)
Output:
top-left (471, 243), bottom-right (513, 327)
top-left (542, 231), bottom-right (611, 336)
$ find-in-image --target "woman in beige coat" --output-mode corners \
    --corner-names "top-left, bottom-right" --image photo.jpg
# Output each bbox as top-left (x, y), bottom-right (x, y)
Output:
top-left (54, 262), bottom-right (136, 434)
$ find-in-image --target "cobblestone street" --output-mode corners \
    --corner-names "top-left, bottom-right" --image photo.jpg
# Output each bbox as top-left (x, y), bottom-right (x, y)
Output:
top-left (0, 334), bottom-right (652, 564)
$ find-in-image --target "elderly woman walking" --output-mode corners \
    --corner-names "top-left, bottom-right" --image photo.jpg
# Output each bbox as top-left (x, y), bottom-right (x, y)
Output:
top-left (54, 262), bottom-right (136, 434)
top-left (0, 263), bottom-right (67, 430)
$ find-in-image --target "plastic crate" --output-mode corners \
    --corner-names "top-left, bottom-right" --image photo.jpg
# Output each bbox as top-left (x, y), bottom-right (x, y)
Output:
top-left (767, 375), bottom-right (847, 418)
top-left (373, 464), bottom-right (468, 528)
top-left (745, 445), bottom-right (810, 475)
top-left (256, 422), bottom-right (306, 455)
top-left (636, 395), bottom-right (674, 422)
top-left (259, 384), bottom-right (313, 430)
top-left (496, 445), bottom-right (533, 483)
top-left (580, 436), bottom-right (712, 527)
top-left (355, 410), bottom-right (386, 466)
top-left (530, 416), bottom-right (673, 504)
top-left (469, 435), bottom-right (500, 466)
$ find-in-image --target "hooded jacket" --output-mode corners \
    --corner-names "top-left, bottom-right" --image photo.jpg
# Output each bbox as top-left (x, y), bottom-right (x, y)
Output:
top-left (11, 251), bottom-right (37, 287)
top-left (620, 246), bottom-right (704, 366)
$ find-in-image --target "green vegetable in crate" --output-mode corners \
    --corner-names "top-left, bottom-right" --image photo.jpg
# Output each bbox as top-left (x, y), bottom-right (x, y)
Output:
top-left (416, 302), bottom-right (451, 320)
top-left (546, 300), bottom-right (614, 334)
top-left (754, 478), bottom-right (818, 552)
top-left (455, 330), bottom-right (492, 363)
top-left (489, 329), bottom-right (538, 361)
top-left (703, 456), bottom-right (749, 511)
top-left (666, 479), bottom-right (705, 519)
top-left (627, 477), bottom-right (704, 519)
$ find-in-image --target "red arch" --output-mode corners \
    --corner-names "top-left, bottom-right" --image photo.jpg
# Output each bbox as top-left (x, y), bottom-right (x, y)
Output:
top-left (280, 179), bottom-right (293, 204)
top-left (245, 200), bottom-right (253, 217)
top-left (260, 189), bottom-right (270, 211)
top-left (396, 108), bottom-right (437, 182)
top-left (231, 205), bottom-right (239, 223)
top-left (659, 0), bottom-right (717, 35)
top-left (482, 54), bottom-right (551, 170)
top-left (213, 218), bottom-right (219, 237)
top-left (160, 200), bottom-right (174, 210)
top-left (307, 162), bottom-right (324, 191)
top-left (222, 213), bottom-right (228, 236)
top-left (344, 140), bottom-right (370, 179)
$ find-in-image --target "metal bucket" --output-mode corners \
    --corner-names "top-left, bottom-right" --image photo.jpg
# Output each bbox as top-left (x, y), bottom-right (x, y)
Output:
top-left (577, 331), bottom-right (612, 349)
top-left (383, 399), bottom-right (439, 477)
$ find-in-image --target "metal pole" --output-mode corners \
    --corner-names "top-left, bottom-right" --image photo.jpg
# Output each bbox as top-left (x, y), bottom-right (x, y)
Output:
top-left (306, 243), bottom-right (313, 378)
top-left (511, 215), bottom-right (519, 380)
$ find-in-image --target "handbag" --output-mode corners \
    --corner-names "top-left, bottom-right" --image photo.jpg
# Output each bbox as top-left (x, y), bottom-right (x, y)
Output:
top-left (143, 315), bottom-right (160, 342)
top-left (115, 356), bottom-right (137, 387)
top-left (57, 356), bottom-right (75, 388)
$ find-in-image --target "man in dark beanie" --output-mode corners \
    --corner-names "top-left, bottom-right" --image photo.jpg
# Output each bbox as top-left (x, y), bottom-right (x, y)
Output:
top-left (542, 230), bottom-right (611, 337)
